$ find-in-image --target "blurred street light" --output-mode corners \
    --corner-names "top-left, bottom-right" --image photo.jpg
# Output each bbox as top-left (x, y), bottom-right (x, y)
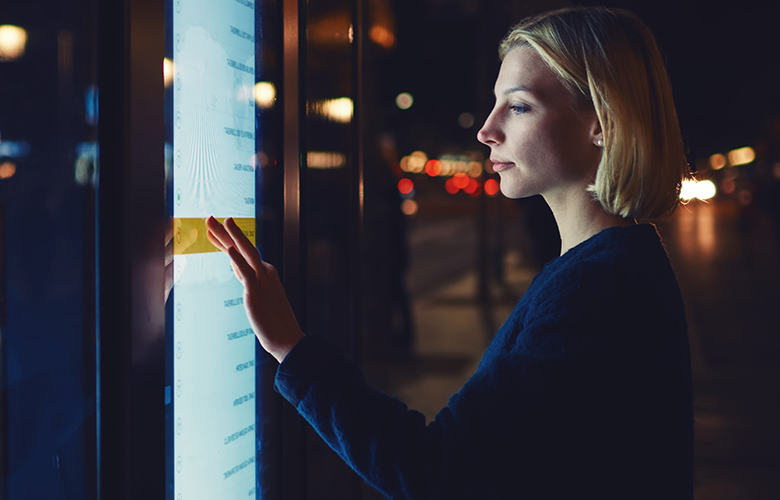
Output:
top-left (681, 179), bottom-right (716, 201)
top-left (0, 25), bottom-right (28, 61)
top-left (396, 92), bottom-right (413, 110)
top-left (727, 147), bottom-right (755, 166)
top-left (254, 82), bottom-right (276, 108)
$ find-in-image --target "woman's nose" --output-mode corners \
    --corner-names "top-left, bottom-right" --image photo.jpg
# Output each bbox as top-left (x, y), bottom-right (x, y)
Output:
top-left (477, 112), bottom-right (501, 146)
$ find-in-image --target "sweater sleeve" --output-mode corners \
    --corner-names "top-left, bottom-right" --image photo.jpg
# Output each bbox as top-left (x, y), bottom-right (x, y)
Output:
top-left (275, 335), bottom-right (459, 500)
top-left (273, 325), bottom-right (624, 499)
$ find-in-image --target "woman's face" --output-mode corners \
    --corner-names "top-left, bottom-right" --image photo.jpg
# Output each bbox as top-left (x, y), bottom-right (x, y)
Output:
top-left (477, 47), bottom-right (602, 200)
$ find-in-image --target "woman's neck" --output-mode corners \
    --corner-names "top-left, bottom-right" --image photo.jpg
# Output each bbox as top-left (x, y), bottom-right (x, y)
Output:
top-left (543, 188), bottom-right (634, 256)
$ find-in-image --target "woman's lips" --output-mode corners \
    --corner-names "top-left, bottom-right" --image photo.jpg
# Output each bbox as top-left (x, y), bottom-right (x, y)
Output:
top-left (491, 161), bottom-right (514, 172)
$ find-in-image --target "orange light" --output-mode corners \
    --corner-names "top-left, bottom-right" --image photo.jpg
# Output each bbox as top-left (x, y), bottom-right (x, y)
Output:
top-left (396, 93), bottom-right (414, 110)
top-left (467, 161), bottom-right (482, 178)
top-left (0, 161), bottom-right (16, 179)
top-left (445, 178), bottom-right (459, 194)
top-left (727, 147), bottom-right (755, 166)
top-left (452, 172), bottom-right (469, 189)
top-left (425, 159), bottom-right (442, 177)
top-left (400, 156), bottom-right (410, 172)
top-left (408, 151), bottom-right (427, 172)
top-left (369, 25), bottom-right (395, 49)
top-left (401, 199), bottom-right (418, 216)
top-left (484, 179), bottom-right (499, 196)
top-left (709, 153), bottom-right (726, 170)
top-left (397, 178), bottom-right (414, 195)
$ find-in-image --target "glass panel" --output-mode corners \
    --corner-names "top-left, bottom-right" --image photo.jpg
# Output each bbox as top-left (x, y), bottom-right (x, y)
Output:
top-left (304, 0), bottom-right (356, 347)
top-left (302, 0), bottom-right (362, 497)
top-left (0, 0), bottom-right (97, 498)
top-left (165, 0), bottom-right (282, 498)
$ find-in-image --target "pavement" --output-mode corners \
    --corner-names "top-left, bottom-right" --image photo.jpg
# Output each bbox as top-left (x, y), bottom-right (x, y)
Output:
top-left (363, 198), bottom-right (780, 500)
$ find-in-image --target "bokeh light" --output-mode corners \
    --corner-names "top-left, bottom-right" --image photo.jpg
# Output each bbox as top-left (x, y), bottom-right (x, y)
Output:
top-left (408, 151), bottom-right (427, 173)
top-left (464, 178), bottom-right (479, 195)
top-left (254, 82), bottom-right (276, 108)
top-left (484, 178), bottom-right (499, 196)
top-left (452, 173), bottom-right (469, 190)
top-left (0, 161), bottom-right (17, 179)
top-left (680, 179), bottom-right (716, 201)
top-left (458, 112), bottom-right (475, 129)
top-left (709, 153), bottom-right (727, 170)
top-left (401, 199), bottom-right (418, 216)
top-left (397, 178), bottom-right (414, 195)
top-left (369, 25), bottom-right (395, 49)
top-left (720, 178), bottom-right (736, 195)
top-left (727, 147), bottom-right (755, 166)
top-left (396, 92), bottom-right (413, 110)
top-left (163, 58), bottom-right (174, 88)
top-left (307, 151), bottom-right (346, 169)
top-left (0, 25), bottom-right (28, 61)
top-left (311, 97), bottom-right (353, 123)
top-left (425, 159), bottom-right (442, 177)
top-left (445, 178), bottom-right (458, 195)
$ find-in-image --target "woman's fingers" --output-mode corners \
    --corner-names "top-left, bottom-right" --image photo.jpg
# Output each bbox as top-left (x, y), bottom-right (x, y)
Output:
top-left (206, 227), bottom-right (229, 253)
top-left (224, 218), bottom-right (263, 271)
top-left (205, 216), bottom-right (236, 253)
top-left (226, 245), bottom-right (255, 284)
top-left (206, 216), bottom-right (264, 284)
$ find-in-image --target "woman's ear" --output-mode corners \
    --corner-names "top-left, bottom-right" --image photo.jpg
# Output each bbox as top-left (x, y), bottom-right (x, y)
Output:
top-left (591, 120), bottom-right (604, 148)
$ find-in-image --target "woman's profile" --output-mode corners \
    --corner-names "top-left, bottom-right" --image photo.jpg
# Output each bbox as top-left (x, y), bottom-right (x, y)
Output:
top-left (207, 6), bottom-right (694, 499)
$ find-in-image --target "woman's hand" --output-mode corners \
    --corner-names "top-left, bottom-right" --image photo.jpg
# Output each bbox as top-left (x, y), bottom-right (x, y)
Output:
top-left (206, 216), bottom-right (304, 363)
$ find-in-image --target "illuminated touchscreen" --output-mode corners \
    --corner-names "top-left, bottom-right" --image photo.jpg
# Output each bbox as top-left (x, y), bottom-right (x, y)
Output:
top-left (170, 0), bottom-right (258, 497)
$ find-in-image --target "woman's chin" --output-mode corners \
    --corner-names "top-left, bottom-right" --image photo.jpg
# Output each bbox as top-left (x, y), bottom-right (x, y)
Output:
top-left (499, 182), bottom-right (533, 199)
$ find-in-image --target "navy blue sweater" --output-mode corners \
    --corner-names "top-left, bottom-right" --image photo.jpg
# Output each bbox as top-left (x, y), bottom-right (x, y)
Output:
top-left (275, 224), bottom-right (693, 499)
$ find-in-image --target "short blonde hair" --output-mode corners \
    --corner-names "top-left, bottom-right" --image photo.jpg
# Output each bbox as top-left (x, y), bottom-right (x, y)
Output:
top-left (500, 7), bottom-right (690, 220)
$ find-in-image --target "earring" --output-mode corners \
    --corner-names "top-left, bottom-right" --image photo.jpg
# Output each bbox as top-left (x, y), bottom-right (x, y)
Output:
top-left (596, 138), bottom-right (604, 147)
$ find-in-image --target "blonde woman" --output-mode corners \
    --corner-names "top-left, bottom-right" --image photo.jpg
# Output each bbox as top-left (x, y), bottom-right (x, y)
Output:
top-left (207, 7), bottom-right (693, 499)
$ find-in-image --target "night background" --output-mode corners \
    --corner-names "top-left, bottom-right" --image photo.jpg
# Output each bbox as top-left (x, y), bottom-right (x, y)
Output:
top-left (370, 0), bottom-right (780, 165)
top-left (0, 0), bottom-right (778, 498)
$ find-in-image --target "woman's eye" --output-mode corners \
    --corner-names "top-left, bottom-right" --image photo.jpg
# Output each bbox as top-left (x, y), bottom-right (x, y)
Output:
top-left (510, 104), bottom-right (530, 114)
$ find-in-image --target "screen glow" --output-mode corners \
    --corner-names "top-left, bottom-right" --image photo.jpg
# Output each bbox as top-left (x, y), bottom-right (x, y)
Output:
top-left (171, 0), bottom-right (258, 497)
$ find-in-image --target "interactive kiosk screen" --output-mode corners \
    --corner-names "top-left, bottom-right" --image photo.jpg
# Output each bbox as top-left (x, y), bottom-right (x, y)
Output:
top-left (167, 0), bottom-right (259, 497)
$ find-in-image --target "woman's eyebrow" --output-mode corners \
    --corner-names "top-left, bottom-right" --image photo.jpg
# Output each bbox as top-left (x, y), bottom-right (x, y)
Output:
top-left (494, 85), bottom-right (536, 97)
top-left (504, 85), bottom-right (535, 95)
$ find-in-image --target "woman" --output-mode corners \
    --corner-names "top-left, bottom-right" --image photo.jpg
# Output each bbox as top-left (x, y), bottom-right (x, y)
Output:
top-left (207, 6), bottom-right (693, 499)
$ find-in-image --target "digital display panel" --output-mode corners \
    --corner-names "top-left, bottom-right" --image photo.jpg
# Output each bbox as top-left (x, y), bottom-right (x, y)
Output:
top-left (169, 0), bottom-right (258, 497)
